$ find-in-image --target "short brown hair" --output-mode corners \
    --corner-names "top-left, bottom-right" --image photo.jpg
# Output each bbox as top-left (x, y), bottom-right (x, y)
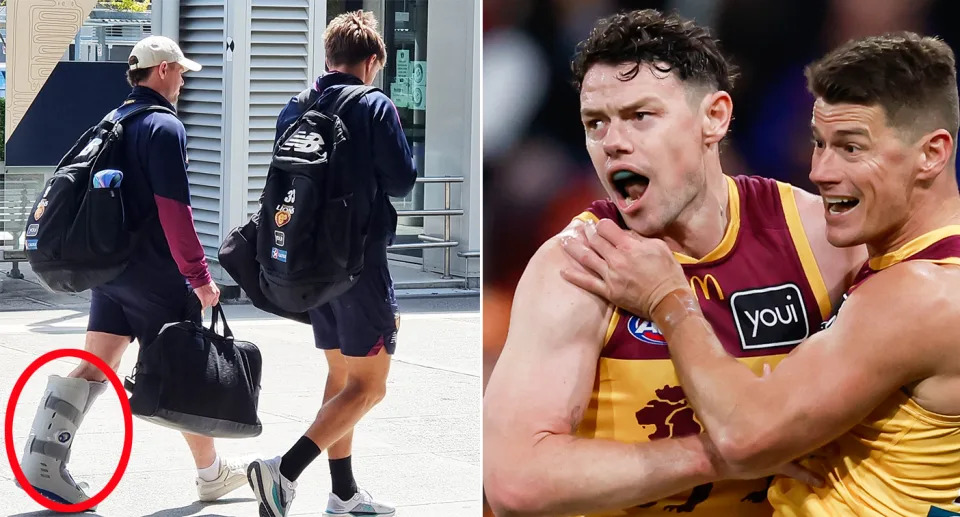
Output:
top-left (806, 32), bottom-right (960, 141)
top-left (324, 10), bottom-right (387, 68)
top-left (571, 9), bottom-right (738, 93)
top-left (126, 54), bottom-right (152, 86)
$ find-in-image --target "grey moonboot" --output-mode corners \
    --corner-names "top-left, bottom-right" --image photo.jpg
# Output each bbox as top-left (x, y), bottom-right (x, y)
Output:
top-left (18, 375), bottom-right (107, 509)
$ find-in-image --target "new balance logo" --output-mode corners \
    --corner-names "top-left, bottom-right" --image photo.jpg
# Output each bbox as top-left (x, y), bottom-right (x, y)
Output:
top-left (284, 189), bottom-right (296, 204)
top-left (280, 130), bottom-right (324, 154)
top-left (78, 138), bottom-right (103, 158)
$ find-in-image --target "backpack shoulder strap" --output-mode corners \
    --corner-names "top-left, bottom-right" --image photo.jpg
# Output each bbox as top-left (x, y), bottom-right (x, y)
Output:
top-left (274, 88), bottom-right (322, 151)
top-left (294, 87), bottom-right (320, 111)
top-left (329, 85), bottom-right (378, 116)
top-left (273, 85), bottom-right (373, 150)
top-left (98, 104), bottom-right (176, 133)
top-left (114, 104), bottom-right (177, 124)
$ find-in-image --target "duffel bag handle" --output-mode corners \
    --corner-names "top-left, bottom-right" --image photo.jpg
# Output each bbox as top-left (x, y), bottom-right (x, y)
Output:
top-left (209, 303), bottom-right (234, 339)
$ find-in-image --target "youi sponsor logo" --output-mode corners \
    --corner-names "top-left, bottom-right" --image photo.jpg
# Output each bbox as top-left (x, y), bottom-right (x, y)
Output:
top-left (731, 283), bottom-right (809, 349)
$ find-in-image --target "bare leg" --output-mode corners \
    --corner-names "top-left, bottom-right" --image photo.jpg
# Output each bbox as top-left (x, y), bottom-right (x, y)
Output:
top-left (303, 347), bottom-right (391, 449)
top-left (323, 349), bottom-right (353, 459)
top-left (67, 331), bottom-right (130, 380)
top-left (182, 432), bottom-right (218, 469)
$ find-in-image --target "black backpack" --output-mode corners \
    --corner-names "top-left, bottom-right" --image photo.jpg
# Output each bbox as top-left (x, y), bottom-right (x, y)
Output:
top-left (218, 210), bottom-right (311, 325)
top-left (24, 104), bottom-right (174, 292)
top-left (257, 85), bottom-right (377, 313)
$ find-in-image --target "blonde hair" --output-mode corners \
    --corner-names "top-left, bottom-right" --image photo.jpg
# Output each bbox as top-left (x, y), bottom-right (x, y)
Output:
top-left (324, 10), bottom-right (387, 67)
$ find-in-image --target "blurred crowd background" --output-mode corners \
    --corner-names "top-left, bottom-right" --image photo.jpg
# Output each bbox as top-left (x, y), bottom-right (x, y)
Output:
top-left (482, 0), bottom-right (960, 385)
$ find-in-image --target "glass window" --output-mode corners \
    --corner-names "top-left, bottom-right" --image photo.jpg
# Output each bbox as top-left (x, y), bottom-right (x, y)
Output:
top-left (326, 0), bottom-right (429, 263)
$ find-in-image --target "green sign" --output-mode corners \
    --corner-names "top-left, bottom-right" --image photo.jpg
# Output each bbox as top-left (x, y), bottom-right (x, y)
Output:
top-left (390, 50), bottom-right (426, 111)
top-left (411, 61), bottom-right (427, 111)
top-left (396, 49), bottom-right (410, 78)
top-left (390, 83), bottom-right (410, 108)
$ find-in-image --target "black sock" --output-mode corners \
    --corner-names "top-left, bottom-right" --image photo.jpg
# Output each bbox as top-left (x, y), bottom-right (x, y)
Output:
top-left (279, 436), bottom-right (321, 482)
top-left (329, 456), bottom-right (358, 501)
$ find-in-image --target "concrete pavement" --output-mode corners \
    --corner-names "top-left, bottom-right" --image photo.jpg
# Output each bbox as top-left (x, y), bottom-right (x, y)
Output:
top-left (0, 266), bottom-right (481, 516)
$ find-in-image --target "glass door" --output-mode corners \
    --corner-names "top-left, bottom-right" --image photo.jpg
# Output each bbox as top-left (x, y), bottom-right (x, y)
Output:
top-left (326, 0), bottom-right (428, 263)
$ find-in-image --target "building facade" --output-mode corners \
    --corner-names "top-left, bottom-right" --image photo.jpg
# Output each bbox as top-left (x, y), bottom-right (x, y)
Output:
top-left (1, 0), bottom-right (481, 288)
top-left (153, 0), bottom-right (481, 286)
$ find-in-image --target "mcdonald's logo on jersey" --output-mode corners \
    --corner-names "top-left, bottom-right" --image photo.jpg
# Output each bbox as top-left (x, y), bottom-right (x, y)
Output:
top-left (690, 274), bottom-right (724, 300)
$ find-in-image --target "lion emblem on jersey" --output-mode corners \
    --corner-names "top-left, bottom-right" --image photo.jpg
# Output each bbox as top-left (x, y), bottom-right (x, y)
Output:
top-left (635, 385), bottom-right (701, 439)
top-left (632, 386), bottom-right (769, 511)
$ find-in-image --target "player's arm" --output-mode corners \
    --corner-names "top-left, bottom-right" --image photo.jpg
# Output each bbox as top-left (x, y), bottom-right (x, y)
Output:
top-left (656, 262), bottom-right (946, 471)
top-left (793, 187), bottom-right (867, 304)
top-left (483, 225), bottom-right (722, 517)
top-left (369, 95), bottom-right (417, 198)
top-left (145, 116), bottom-right (212, 289)
top-left (274, 100), bottom-right (297, 143)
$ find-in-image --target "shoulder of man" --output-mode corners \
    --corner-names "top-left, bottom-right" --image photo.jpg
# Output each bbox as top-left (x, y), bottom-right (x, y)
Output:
top-left (140, 108), bottom-right (186, 141)
top-left (846, 260), bottom-right (960, 335)
top-left (356, 89), bottom-right (397, 116)
top-left (514, 233), bottom-right (614, 341)
top-left (275, 93), bottom-right (305, 127)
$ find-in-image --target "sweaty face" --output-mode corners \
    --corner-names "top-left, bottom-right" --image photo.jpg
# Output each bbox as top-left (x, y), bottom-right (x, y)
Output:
top-left (809, 100), bottom-right (918, 248)
top-left (579, 62), bottom-right (707, 236)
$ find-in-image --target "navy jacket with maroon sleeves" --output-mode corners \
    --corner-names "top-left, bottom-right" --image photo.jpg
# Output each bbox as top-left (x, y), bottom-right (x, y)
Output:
top-left (105, 86), bottom-right (210, 290)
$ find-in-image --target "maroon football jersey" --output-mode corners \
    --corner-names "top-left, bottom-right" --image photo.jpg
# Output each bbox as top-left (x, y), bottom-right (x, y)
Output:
top-left (770, 227), bottom-right (960, 516)
top-left (855, 231), bottom-right (960, 286)
top-left (574, 175), bottom-right (831, 516)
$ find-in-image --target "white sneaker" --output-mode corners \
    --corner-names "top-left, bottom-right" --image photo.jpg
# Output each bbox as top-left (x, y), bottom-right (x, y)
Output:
top-left (196, 458), bottom-right (249, 502)
top-left (325, 488), bottom-right (396, 516)
top-left (248, 456), bottom-right (297, 517)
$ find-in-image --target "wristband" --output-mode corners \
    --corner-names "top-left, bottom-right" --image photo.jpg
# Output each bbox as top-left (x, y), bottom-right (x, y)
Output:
top-left (650, 288), bottom-right (702, 337)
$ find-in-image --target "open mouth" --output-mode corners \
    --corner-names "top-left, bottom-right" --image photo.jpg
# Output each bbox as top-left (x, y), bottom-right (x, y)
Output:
top-left (824, 196), bottom-right (860, 215)
top-left (611, 170), bottom-right (650, 207)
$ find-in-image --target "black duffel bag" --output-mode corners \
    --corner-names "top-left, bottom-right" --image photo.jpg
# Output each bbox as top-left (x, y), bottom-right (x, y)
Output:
top-left (124, 304), bottom-right (263, 438)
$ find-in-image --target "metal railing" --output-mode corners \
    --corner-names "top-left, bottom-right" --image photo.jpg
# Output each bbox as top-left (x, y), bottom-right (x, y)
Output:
top-left (387, 176), bottom-right (463, 279)
top-left (0, 175), bottom-right (42, 280)
top-left (0, 174), bottom-right (478, 285)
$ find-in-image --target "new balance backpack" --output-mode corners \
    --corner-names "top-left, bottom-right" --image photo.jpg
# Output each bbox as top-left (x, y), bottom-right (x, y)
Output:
top-left (257, 85), bottom-right (377, 313)
top-left (218, 210), bottom-right (312, 325)
top-left (24, 104), bottom-right (174, 292)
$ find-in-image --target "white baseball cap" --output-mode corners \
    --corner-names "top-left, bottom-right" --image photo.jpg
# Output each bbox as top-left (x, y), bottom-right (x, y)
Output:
top-left (128, 35), bottom-right (201, 72)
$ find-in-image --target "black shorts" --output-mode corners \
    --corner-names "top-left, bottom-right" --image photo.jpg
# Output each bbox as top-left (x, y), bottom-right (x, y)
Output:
top-left (87, 281), bottom-right (201, 346)
top-left (308, 246), bottom-right (399, 357)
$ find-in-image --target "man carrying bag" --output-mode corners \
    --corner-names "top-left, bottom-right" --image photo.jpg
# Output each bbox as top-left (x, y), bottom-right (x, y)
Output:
top-left (16, 36), bottom-right (249, 509)
top-left (244, 11), bottom-right (417, 517)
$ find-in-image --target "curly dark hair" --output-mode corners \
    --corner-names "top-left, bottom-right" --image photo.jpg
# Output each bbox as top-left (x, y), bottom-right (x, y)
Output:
top-left (806, 32), bottom-right (959, 140)
top-left (571, 9), bottom-right (738, 93)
